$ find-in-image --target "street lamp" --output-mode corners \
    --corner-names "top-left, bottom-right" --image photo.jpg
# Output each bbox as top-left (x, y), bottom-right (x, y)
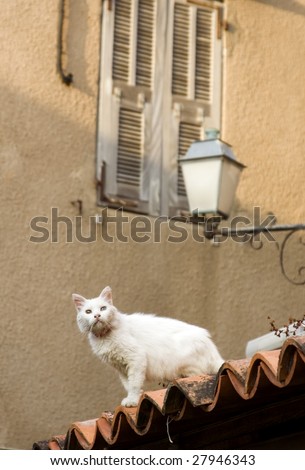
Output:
top-left (178, 129), bottom-right (305, 286)
top-left (179, 130), bottom-right (246, 218)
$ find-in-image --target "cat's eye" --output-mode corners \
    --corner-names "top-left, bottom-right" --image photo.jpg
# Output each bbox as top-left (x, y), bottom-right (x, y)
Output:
top-left (85, 309), bottom-right (92, 314)
top-left (100, 306), bottom-right (106, 311)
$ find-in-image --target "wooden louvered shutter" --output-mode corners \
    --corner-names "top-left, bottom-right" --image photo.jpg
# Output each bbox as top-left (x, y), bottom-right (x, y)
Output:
top-left (116, 108), bottom-right (144, 199)
top-left (136, 0), bottom-right (155, 88)
top-left (171, 2), bottom-right (216, 104)
top-left (195, 8), bottom-right (214, 102)
top-left (172, 3), bottom-right (190, 98)
top-left (164, 0), bottom-right (222, 217)
top-left (97, 0), bottom-right (157, 214)
top-left (97, 0), bottom-right (222, 216)
top-left (112, 0), bottom-right (132, 82)
top-left (177, 122), bottom-right (203, 198)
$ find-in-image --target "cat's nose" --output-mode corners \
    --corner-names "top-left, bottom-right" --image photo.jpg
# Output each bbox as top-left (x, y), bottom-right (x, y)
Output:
top-left (94, 314), bottom-right (101, 319)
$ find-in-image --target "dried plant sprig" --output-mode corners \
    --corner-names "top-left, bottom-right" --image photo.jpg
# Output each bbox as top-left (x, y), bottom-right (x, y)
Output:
top-left (267, 315), bottom-right (305, 338)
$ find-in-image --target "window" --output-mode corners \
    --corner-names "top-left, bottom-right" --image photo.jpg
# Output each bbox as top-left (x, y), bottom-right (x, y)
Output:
top-left (97, 0), bottom-right (223, 216)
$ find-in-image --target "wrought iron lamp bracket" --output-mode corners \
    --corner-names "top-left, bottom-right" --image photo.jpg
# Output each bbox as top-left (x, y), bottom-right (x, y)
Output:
top-left (221, 223), bottom-right (305, 286)
top-left (278, 227), bottom-right (305, 286)
top-left (192, 216), bottom-right (305, 286)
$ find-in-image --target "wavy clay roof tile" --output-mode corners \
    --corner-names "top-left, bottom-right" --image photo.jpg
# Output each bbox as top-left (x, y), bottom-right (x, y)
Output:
top-left (33, 335), bottom-right (305, 450)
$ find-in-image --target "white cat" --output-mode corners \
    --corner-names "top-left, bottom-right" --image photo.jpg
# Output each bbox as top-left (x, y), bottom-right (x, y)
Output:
top-left (72, 286), bottom-right (223, 407)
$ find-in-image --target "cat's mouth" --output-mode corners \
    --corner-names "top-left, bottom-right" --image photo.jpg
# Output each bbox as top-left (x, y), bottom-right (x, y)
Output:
top-left (90, 320), bottom-right (111, 337)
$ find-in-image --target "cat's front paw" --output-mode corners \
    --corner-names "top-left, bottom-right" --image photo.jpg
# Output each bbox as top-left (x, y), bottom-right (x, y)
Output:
top-left (121, 396), bottom-right (139, 407)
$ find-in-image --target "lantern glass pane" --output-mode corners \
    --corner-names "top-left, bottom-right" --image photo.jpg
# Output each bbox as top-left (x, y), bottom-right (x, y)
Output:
top-left (181, 159), bottom-right (221, 214)
top-left (218, 159), bottom-right (242, 217)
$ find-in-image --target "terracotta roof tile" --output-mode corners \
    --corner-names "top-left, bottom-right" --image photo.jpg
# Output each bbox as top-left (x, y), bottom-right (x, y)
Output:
top-left (33, 335), bottom-right (305, 450)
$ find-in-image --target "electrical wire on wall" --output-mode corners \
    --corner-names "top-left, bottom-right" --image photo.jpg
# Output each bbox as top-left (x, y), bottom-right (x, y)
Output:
top-left (57, 0), bottom-right (73, 86)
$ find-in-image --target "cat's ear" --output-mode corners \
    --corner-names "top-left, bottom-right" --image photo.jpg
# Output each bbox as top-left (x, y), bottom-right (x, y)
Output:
top-left (100, 286), bottom-right (113, 305)
top-left (72, 293), bottom-right (86, 312)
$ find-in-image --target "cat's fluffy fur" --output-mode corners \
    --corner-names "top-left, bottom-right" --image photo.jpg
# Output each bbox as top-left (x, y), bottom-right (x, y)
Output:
top-left (72, 287), bottom-right (223, 407)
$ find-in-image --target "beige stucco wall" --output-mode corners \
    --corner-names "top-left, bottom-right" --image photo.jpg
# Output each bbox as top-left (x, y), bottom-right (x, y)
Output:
top-left (1, 0), bottom-right (305, 449)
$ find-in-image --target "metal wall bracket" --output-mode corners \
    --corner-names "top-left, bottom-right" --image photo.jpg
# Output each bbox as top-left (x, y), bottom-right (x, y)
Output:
top-left (191, 215), bottom-right (305, 286)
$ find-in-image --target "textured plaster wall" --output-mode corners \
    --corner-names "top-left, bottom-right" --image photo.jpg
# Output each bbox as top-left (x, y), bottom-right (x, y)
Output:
top-left (224, 0), bottom-right (305, 221)
top-left (1, 0), bottom-right (305, 449)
